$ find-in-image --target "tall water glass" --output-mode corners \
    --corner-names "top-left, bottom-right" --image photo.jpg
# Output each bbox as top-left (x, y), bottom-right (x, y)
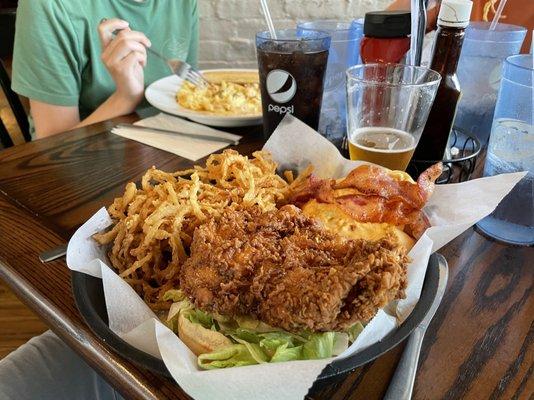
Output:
top-left (297, 20), bottom-right (363, 149)
top-left (455, 22), bottom-right (527, 146)
top-left (476, 55), bottom-right (533, 246)
top-left (346, 64), bottom-right (441, 171)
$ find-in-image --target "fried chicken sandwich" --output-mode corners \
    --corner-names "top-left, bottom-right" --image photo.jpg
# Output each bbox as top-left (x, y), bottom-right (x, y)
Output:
top-left (168, 205), bottom-right (409, 369)
top-left (162, 163), bottom-right (441, 369)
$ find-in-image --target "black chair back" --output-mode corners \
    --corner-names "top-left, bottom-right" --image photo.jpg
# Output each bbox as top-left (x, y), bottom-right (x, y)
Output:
top-left (0, 118), bottom-right (14, 148)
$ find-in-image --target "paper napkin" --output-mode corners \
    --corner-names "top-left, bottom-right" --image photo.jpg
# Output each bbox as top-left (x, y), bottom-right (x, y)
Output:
top-left (111, 113), bottom-right (241, 161)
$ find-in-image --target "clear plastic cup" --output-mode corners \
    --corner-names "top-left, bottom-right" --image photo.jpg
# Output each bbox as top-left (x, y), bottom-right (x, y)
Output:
top-left (476, 54), bottom-right (534, 246)
top-left (256, 29), bottom-right (331, 138)
top-left (296, 20), bottom-right (363, 149)
top-left (346, 64), bottom-right (441, 171)
top-left (455, 22), bottom-right (527, 146)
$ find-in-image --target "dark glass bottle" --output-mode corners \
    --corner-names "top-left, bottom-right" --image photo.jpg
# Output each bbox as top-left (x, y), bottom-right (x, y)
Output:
top-left (412, 0), bottom-right (472, 161)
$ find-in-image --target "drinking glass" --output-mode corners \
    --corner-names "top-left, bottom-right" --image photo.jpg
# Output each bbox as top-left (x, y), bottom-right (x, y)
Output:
top-left (455, 22), bottom-right (527, 146)
top-left (346, 64), bottom-right (441, 170)
top-left (476, 54), bottom-right (533, 246)
top-left (297, 20), bottom-right (363, 149)
top-left (256, 29), bottom-right (331, 138)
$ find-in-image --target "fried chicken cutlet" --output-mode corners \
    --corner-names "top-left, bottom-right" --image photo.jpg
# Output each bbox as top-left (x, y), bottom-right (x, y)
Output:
top-left (180, 205), bottom-right (409, 333)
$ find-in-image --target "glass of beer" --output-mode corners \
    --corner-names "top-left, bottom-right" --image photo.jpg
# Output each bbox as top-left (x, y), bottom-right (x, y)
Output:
top-left (346, 64), bottom-right (441, 170)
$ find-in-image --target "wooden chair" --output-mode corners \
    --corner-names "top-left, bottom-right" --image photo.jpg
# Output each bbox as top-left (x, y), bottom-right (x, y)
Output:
top-left (0, 117), bottom-right (14, 148)
top-left (1, 4), bottom-right (31, 148)
top-left (0, 59), bottom-right (30, 143)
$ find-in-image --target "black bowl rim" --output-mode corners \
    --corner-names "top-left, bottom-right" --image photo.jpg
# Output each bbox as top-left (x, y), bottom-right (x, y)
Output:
top-left (71, 253), bottom-right (441, 380)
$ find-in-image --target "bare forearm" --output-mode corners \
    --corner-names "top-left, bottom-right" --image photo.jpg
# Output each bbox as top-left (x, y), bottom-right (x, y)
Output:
top-left (32, 92), bottom-right (138, 138)
top-left (73, 92), bottom-right (137, 130)
top-left (33, 20), bottom-right (148, 139)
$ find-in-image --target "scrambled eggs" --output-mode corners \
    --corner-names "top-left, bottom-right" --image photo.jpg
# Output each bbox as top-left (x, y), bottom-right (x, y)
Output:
top-left (177, 80), bottom-right (261, 116)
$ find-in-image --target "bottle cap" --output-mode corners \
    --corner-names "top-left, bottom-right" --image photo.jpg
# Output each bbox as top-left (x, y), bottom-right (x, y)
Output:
top-left (363, 11), bottom-right (411, 38)
top-left (438, 0), bottom-right (473, 28)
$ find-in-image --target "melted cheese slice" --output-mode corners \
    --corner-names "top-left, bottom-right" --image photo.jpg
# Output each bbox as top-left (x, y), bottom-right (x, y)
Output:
top-left (388, 170), bottom-right (415, 183)
top-left (302, 200), bottom-right (415, 251)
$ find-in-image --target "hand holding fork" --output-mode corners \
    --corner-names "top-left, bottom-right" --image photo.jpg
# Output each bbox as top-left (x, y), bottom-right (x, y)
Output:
top-left (100, 18), bottom-right (209, 91)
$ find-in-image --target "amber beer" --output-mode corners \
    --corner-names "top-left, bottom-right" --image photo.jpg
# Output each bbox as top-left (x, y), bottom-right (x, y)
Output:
top-left (348, 127), bottom-right (416, 171)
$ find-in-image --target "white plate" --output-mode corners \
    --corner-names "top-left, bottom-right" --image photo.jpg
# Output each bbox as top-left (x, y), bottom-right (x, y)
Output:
top-left (145, 69), bottom-right (263, 128)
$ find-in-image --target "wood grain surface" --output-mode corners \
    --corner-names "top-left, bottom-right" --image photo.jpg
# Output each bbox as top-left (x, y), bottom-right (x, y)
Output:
top-left (0, 115), bottom-right (532, 400)
top-left (0, 279), bottom-right (47, 358)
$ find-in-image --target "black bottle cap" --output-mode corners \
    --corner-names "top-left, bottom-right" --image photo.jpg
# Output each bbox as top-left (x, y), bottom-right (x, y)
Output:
top-left (363, 11), bottom-right (411, 38)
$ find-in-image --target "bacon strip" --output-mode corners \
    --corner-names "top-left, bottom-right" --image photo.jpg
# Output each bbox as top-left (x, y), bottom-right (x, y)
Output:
top-left (335, 195), bottom-right (412, 225)
top-left (334, 163), bottom-right (442, 209)
top-left (288, 163), bottom-right (442, 239)
top-left (416, 162), bottom-right (443, 204)
top-left (289, 175), bottom-right (335, 206)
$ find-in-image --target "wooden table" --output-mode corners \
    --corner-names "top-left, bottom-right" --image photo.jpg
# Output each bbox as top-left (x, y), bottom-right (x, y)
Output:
top-left (0, 116), bottom-right (532, 400)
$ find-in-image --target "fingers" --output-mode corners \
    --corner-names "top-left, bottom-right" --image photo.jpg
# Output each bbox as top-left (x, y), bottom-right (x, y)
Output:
top-left (121, 51), bottom-right (147, 71)
top-left (101, 30), bottom-right (150, 70)
top-left (105, 46), bottom-right (147, 74)
top-left (98, 18), bottom-right (129, 48)
top-left (106, 29), bottom-right (151, 53)
top-left (102, 36), bottom-right (146, 63)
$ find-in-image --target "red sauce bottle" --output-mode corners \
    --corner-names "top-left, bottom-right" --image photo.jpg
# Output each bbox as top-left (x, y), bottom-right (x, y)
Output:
top-left (360, 11), bottom-right (411, 64)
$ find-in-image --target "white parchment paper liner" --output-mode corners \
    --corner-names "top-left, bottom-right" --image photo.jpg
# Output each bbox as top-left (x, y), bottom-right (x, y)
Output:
top-left (67, 115), bottom-right (526, 400)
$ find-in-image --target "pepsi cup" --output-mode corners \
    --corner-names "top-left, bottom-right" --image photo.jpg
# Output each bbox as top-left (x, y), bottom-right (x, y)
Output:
top-left (256, 29), bottom-right (331, 138)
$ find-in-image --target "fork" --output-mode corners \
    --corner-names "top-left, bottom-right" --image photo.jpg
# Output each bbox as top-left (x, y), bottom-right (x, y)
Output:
top-left (39, 244), bottom-right (68, 263)
top-left (108, 22), bottom-right (209, 87)
top-left (146, 47), bottom-right (210, 87)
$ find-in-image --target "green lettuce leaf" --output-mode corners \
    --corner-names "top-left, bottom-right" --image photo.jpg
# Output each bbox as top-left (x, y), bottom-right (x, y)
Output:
top-left (211, 313), bottom-right (237, 332)
top-left (164, 292), bottom-right (359, 369)
top-left (198, 344), bottom-right (260, 369)
top-left (187, 309), bottom-right (215, 330)
top-left (231, 337), bottom-right (269, 364)
top-left (347, 322), bottom-right (365, 342)
top-left (163, 315), bottom-right (178, 333)
top-left (231, 328), bottom-right (262, 344)
top-left (234, 315), bottom-right (278, 333)
top-left (163, 289), bottom-right (186, 302)
top-left (163, 290), bottom-right (216, 331)
top-left (302, 332), bottom-right (336, 359)
top-left (259, 331), bottom-right (295, 356)
top-left (332, 332), bottom-right (349, 356)
top-left (270, 343), bottom-right (303, 363)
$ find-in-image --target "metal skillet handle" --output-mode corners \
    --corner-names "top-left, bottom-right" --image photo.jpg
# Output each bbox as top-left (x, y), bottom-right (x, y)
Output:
top-left (383, 326), bottom-right (425, 400)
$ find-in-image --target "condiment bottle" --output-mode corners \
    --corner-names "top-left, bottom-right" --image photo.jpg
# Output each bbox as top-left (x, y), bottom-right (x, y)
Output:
top-left (412, 0), bottom-right (473, 161)
top-left (360, 11), bottom-right (411, 64)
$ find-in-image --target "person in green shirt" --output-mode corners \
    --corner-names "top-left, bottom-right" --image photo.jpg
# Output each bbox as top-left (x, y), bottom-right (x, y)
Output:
top-left (12, 0), bottom-right (198, 138)
top-left (1, 2), bottom-right (198, 398)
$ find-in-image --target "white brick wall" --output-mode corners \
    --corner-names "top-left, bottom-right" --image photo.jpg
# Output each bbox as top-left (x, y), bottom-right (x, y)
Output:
top-left (198, 0), bottom-right (394, 69)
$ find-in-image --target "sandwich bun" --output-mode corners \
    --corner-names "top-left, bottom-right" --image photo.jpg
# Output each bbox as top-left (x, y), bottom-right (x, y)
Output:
top-left (177, 313), bottom-right (232, 356)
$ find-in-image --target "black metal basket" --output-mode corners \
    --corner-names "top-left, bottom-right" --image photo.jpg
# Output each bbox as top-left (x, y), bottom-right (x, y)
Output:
top-left (408, 127), bottom-right (481, 184)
